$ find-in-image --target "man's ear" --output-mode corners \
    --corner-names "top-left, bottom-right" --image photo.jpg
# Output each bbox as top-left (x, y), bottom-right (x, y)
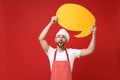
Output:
top-left (55, 38), bottom-right (56, 42)
top-left (65, 39), bottom-right (67, 43)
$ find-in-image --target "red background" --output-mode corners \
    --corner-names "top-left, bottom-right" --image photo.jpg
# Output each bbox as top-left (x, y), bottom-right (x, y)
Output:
top-left (0, 0), bottom-right (120, 80)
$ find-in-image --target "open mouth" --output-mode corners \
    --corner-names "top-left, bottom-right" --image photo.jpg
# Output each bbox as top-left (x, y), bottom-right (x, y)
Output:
top-left (57, 40), bottom-right (64, 47)
top-left (59, 41), bottom-right (63, 45)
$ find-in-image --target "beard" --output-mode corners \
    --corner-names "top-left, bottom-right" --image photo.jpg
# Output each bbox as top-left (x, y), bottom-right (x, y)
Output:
top-left (56, 40), bottom-right (66, 48)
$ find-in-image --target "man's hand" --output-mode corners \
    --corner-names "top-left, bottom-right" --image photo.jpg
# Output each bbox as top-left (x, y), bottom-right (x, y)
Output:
top-left (50, 16), bottom-right (58, 23)
top-left (91, 25), bottom-right (97, 34)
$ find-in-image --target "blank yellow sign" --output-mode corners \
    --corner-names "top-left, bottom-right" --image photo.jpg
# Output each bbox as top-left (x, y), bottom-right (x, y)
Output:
top-left (56, 3), bottom-right (96, 38)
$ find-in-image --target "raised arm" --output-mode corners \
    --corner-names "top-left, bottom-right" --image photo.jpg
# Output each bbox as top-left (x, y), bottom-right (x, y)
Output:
top-left (38, 16), bottom-right (57, 52)
top-left (80, 25), bottom-right (97, 57)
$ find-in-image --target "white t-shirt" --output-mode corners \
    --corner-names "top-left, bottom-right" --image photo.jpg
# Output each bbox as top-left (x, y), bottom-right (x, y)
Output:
top-left (46, 46), bottom-right (81, 71)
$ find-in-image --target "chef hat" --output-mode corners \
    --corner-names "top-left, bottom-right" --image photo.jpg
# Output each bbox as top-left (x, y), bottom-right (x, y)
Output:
top-left (56, 29), bottom-right (70, 42)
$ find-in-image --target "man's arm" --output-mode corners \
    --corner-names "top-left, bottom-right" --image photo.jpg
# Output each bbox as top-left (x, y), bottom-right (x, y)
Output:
top-left (80, 25), bottom-right (97, 57)
top-left (38, 16), bottom-right (57, 52)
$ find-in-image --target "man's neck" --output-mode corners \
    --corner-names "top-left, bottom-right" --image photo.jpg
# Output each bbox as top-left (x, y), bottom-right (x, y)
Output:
top-left (57, 46), bottom-right (65, 52)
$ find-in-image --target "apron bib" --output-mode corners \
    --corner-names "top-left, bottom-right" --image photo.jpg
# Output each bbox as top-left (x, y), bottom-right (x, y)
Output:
top-left (51, 49), bottom-right (72, 80)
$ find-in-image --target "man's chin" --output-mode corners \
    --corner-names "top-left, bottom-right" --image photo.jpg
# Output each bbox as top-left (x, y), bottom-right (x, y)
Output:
top-left (57, 43), bottom-right (64, 48)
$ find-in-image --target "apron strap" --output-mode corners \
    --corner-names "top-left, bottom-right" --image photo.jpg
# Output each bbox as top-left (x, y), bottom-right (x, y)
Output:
top-left (53, 50), bottom-right (57, 61)
top-left (65, 49), bottom-right (69, 61)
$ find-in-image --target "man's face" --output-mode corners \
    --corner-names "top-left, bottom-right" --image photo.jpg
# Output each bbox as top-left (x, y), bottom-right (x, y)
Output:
top-left (55, 35), bottom-right (67, 48)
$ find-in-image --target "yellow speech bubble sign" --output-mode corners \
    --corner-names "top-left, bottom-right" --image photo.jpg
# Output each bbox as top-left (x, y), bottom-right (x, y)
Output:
top-left (56, 3), bottom-right (96, 38)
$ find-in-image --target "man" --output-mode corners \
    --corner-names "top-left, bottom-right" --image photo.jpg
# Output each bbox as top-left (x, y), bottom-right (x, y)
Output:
top-left (39, 16), bottom-right (96, 80)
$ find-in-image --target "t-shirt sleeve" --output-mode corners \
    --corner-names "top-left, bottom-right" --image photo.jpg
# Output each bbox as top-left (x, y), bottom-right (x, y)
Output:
top-left (72, 49), bottom-right (81, 58)
top-left (46, 46), bottom-right (55, 56)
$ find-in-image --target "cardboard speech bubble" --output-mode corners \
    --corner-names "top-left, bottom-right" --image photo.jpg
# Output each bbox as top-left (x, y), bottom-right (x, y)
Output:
top-left (56, 3), bottom-right (96, 38)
